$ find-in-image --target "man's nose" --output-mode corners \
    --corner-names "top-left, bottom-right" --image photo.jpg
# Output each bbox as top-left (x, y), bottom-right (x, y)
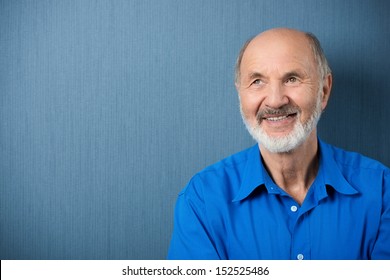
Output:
top-left (264, 83), bottom-right (289, 109)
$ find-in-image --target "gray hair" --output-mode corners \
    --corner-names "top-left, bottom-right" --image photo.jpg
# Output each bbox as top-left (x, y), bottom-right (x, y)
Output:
top-left (305, 32), bottom-right (332, 79)
top-left (234, 32), bottom-right (331, 85)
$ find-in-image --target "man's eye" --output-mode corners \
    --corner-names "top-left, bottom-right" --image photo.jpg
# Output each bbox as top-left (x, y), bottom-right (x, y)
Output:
top-left (286, 77), bottom-right (298, 83)
top-left (252, 79), bottom-right (262, 85)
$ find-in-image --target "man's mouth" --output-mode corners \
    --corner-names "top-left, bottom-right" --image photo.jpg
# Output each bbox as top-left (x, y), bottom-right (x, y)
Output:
top-left (263, 113), bottom-right (297, 122)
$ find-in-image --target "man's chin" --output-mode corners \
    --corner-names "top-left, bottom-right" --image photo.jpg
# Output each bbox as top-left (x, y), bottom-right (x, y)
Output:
top-left (255, 130), bottom-right (306, 154)
top-left (260, 142), bottom-right (297, 154)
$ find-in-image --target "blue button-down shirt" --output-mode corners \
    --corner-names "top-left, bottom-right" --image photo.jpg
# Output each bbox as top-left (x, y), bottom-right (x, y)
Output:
top-left (168, 139), bottom-right (390, 259)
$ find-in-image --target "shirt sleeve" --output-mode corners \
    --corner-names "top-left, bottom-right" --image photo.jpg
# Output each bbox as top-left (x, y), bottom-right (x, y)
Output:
top-left (371, 170), bottom-right (390, 259)
top-left (167, 176), bottom-right (221, 260)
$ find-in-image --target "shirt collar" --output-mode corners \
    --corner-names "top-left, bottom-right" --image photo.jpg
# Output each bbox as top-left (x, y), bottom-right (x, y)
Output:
top-left (232, 139), bottom-right (359, 202)
top-left (232, 144), bottom-right (265, 202)
top-left (317, 139), bottom-right (359, 195)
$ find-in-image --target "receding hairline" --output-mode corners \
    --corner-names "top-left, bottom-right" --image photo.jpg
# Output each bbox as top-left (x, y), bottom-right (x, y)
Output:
top-left (234, 29), bottom-right (331, 85)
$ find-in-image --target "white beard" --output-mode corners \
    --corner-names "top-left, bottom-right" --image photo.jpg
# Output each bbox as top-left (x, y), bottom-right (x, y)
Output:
top-left (241, 92), bottom-right (323, 154)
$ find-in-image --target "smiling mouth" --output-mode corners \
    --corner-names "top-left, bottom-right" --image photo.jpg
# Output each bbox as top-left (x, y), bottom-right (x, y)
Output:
top-left (263, 113), bottom-right (297, 122)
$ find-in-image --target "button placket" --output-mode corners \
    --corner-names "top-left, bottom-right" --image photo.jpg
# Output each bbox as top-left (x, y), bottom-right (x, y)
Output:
top-left (289, 204), bottom-right (311, 260)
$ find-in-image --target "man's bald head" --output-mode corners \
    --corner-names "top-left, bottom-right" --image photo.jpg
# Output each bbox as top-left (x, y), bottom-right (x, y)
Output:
top-left (234, 28), bottom-right (331, 85)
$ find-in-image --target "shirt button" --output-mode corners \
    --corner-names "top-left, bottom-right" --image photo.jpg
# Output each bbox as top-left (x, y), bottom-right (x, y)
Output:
top-left (290, 205), bottom-right (298, 212)
top-left (297, 254), bottom-right (304, 260)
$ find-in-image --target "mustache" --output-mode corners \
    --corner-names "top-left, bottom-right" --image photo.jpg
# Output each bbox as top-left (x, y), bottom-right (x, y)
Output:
top-left (256, 105), bottom-right (301, 122)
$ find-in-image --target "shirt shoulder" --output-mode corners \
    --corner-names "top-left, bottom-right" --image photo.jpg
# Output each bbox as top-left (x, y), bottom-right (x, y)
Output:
top-left (179, 145), bottom-right (258, 199)
top-left (320, 141), bottom-right (390, 195)
top-left (327, 142), bottom-right (389, 172)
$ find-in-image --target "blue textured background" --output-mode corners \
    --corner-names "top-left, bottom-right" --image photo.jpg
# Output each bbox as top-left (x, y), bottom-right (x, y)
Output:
top-left (1, 0), bottom-right (389, 259)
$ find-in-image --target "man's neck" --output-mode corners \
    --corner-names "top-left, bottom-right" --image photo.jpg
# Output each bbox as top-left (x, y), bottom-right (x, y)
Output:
top-left (260, 132), bottom-right (319, 205)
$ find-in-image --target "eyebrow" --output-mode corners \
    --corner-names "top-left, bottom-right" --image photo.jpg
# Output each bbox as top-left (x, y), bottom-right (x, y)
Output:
top-left (282, 70), bottom-right (305, 79)
top-left (247, 72), bottom-right (266, 81)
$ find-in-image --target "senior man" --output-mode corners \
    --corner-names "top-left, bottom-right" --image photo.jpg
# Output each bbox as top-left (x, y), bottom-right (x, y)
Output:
top-left (168, 28), bottom-right (390, 259)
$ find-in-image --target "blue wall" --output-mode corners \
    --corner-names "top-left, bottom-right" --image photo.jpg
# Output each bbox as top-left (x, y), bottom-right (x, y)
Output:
top-left (1, 0), bottom-right (389, 259)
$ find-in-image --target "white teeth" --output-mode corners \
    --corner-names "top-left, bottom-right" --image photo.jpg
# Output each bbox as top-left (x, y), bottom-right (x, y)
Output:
top-left (267, 115), bottom-right (288, 121)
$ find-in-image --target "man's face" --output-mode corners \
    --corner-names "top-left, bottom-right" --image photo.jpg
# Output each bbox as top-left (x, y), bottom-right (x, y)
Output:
top-left (236, 30), bottom-right (329, 153)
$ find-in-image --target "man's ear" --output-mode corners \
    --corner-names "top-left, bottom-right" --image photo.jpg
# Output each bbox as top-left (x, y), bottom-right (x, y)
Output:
top-left (321, 74), bottom-right (332, 111)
